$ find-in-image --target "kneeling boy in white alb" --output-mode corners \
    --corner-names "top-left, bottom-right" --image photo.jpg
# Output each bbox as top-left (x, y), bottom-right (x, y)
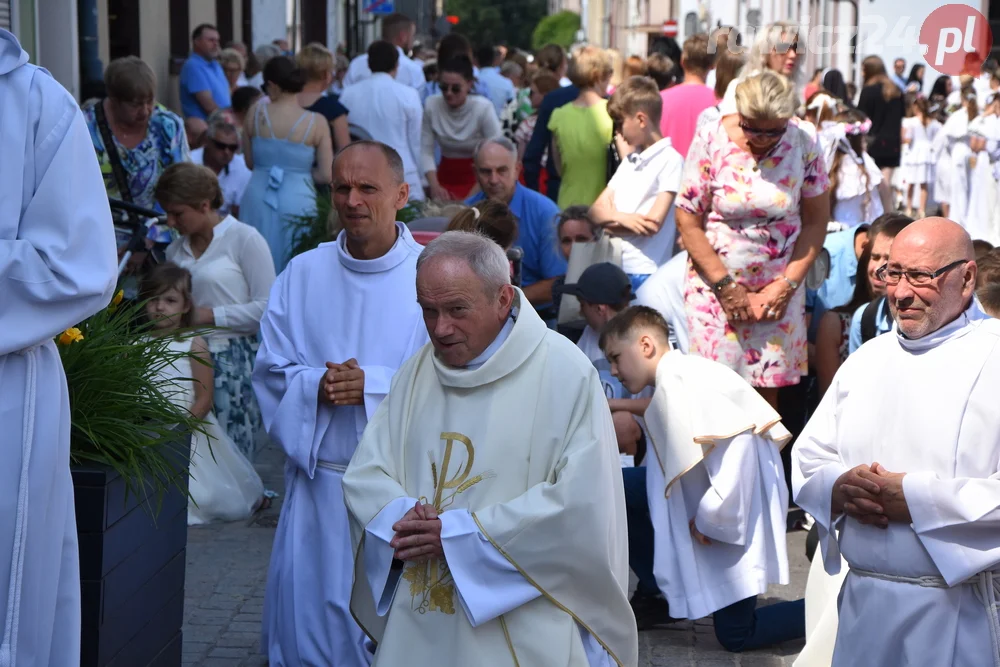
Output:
top-left (600, 306), bottom-right (805, 650)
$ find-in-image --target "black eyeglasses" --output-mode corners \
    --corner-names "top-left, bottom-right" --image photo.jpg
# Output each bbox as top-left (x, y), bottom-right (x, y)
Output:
top-left (212, 139), bottom-right (239, 152)
top-left (875, 259), bottom-right (970, 286)
top-left (441, 83), bottom-right (464, 94)
top-left (739, 122), bottom-right (788, 139)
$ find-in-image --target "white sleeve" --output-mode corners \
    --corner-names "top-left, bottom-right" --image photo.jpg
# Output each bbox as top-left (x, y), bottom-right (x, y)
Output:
top-left (439, 510), bottom-right (541, 627)
top-left (656, 151), bottom-right (684, 194)
top-left (212, 228), bottom-right (276, 333)
top-left (792, 374), bottom-right (850, 575)
top-left (362, 496), bottom-right (422, 614)
top-left (1, 83), bottom-right (118, 356)
top-left (905, 471), bottom-right (1000, 585)
top-left (694, 432), bottom-right (759, 546)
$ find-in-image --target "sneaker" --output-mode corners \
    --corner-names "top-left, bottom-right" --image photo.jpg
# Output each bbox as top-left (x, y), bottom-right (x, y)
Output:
top-left (629, 591), bottom-right (679, 630)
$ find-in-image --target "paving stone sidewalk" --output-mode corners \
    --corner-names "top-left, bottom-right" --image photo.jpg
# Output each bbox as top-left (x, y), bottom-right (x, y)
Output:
top-left (181, 444), bottom-right (809, 666)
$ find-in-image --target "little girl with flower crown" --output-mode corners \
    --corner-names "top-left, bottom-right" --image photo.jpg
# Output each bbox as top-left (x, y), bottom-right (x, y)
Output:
top-left (141, 263), bottom-right (266, 525)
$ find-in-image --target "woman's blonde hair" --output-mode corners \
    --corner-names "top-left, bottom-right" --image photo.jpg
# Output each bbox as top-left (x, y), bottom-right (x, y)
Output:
top-left (155, 163), bottom-right (224, 211)
top-left (296, 42), bottom-right (335, 82)
top-left (735, 70), bottom-right (797, 120)
top-left (568, 46), bottom-right (614, 89)
top-left (219, 48), bottom-right (246, 73)
top-left (747, 21), bottom-right (800, 81)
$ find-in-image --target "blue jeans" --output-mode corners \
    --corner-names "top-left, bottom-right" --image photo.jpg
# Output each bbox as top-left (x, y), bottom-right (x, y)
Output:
top-left (713, 596), bottom-right (805, 652)
top-left (622, 466), bottom-right (658, 597)
top-left (627, 273), bottom-right (651, 293)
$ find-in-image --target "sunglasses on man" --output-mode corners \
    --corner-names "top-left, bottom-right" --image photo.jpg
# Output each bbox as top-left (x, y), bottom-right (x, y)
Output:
top-left (441, 83), bottom-right (465, 95)
top-left (212, 139), bottom-right (240, 152)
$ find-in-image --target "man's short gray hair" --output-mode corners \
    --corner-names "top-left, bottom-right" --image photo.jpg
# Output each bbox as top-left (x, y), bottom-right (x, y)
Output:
top-left (500, 61), bottom-right (523, 79)
top-left (473, 136), bottom-right (517, 166)
top-left (254, 44), bottom-right (282, 69)
top-left (205, 115), bottom-right (238, 139)
top-left (417, 231), bottom-right (511, 294)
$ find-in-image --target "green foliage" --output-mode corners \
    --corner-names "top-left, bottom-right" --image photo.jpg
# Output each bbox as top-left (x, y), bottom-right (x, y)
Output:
top-left (531, 11), bottom-right (581, 51)
top-left (59, 296), bottom-right (206, 506)
top-left (444, 0), bottom-right (548, 51)
top-left (288, 187), bottom-right (336, 259)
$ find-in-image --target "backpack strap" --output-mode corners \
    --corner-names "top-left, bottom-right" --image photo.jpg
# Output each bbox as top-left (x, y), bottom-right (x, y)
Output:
top-left (95, 99), bottom-right (134, 203)
top-left (860, 296), bottom-right (885, 344)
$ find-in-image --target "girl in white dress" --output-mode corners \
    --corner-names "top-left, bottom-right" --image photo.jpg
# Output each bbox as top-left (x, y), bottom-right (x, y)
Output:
top-left (900, 97), bottom-right (941, 218)
top-left (142, 264), bottom-right (266, 525)
top-left (823, 109), bottom-right (885, 226)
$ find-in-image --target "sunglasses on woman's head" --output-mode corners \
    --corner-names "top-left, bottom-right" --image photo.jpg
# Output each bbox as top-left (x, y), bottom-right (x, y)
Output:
top-left (442, 83), bottom-right (464, 94)
top-left (739, 123), bottom-right (788, 139)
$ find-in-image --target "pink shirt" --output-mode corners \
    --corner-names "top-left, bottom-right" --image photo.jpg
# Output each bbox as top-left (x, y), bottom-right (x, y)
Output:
top-left (659, 84), bottom-right (718, 159)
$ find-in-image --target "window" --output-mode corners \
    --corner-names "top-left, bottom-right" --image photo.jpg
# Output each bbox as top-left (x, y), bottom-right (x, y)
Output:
top-left (169, 0), bottom-right (190, 59)
top-left (216, 0), bottom-right (233, 45)
top-left (0, 1), bottom-right (11, 32)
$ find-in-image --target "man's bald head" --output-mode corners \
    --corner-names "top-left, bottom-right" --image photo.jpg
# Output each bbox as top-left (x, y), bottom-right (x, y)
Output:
top-left (886, 217), bottom-right (978, 339)
top-left (891, 217), bottom-right (975, 265)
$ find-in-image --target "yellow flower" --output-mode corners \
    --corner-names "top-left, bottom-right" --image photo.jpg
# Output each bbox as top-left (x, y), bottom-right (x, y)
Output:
top-left (58, 327), bottom-right (84, 345)
top-left (108, 289), bottom-right (125, 313)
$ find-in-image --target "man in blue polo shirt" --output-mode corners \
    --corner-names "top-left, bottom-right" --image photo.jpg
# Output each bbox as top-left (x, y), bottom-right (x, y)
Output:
top-left (180, 24), bottom-right (231, 120)
top-left (467, 137), bottom-right (565, 315)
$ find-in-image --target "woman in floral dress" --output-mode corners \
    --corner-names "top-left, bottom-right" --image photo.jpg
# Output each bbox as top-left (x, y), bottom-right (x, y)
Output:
top-left (675, 71), bottom-right (830, 407)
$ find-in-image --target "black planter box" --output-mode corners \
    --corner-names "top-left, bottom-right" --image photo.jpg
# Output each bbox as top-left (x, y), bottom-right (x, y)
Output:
top-left (73, 439), bottom-right (190, 667)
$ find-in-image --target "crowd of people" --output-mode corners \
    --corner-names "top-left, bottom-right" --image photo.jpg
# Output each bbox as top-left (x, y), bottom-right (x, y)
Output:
top-left (3, 10), bottom-right (1000, 667)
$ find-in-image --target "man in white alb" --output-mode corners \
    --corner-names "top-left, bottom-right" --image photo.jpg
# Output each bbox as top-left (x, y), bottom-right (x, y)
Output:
top-left (343, 12), bottom-right (425, 89)
top-left (339, 41), bottom-right (424, 201)
top-left (343, 231), bottom-right (638, 667)
top-left (0, 28), bottom-right (118, 665)
top-left (793, 217), bottom-right (1000, 667)
top-left (253, 142), bottom-right (428, 666)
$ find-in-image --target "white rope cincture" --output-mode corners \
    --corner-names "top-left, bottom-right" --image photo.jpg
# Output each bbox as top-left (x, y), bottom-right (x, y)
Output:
top-left (852, 566), bottom-right (1000, 666)
top-left (0, 346), bottom-right (39, 667)
top-left (316, 460), bottom-right (349, 474)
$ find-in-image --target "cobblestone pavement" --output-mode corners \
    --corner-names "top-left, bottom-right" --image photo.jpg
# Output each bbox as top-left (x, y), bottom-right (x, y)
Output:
top-left (182, 443), bottom-right (809, 666)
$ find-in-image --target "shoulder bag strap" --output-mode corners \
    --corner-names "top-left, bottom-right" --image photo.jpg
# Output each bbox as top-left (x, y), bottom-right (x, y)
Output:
top-left (860, 296), bottom-right (884, 344)
top-left (94, 99), bottom-right (133, 203)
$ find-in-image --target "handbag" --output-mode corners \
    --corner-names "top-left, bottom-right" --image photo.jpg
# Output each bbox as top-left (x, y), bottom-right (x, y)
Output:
top-left (557, 235), bottom-right (623, 326)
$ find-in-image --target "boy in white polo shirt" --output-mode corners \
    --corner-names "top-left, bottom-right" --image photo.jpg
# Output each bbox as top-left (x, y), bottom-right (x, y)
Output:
top-left (591, 75), bottom-right (684, 293)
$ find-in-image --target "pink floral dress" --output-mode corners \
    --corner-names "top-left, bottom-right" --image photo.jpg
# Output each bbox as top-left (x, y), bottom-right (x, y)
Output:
top-left (676, 117), bottom-right (829, 388)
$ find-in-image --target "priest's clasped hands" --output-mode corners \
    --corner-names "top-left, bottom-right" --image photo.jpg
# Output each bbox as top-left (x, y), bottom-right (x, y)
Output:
top-left (390, 501), bottom-right (444, 562)
top-left (319, 359), bottom-right (365, 406)
top-left (832, 463), bottom-right (911, 528)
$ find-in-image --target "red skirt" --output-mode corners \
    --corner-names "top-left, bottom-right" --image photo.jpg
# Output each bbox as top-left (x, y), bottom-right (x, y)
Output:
top-left (438, 157), bottom-right (477, 201)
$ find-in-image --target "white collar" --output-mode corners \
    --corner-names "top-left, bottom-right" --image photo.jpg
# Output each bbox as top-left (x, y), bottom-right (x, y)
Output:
top-left (627, 137), bottom-right (673, 166)
top-left (464, 308), bottom-right (517, 370)
top-left (895, 299), bottom-right (991, 352)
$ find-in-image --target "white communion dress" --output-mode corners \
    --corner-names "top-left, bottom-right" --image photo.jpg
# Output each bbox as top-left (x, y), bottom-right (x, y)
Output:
top-left (159, 337), bottom-right (265, 525)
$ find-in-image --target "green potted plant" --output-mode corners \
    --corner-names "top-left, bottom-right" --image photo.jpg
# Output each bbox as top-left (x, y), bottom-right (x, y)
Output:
top-left (63, 291), bottom-right (205, 667)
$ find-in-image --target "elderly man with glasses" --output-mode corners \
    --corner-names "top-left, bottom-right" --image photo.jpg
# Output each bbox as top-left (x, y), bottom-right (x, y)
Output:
top-left (793, 217), bottom-right (1000, 667)
top-left (190, 117), bottom-right (251, 218)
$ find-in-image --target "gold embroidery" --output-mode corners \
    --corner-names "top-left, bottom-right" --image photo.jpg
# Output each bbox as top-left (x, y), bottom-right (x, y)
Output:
top-left (404, 432), bottom-right (494, 616)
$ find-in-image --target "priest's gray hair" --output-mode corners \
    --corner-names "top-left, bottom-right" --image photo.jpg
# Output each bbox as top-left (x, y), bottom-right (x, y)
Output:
top-left (417, 231), bottom-right (512, 294)
top-left (473, 136), bottom-right (517, 166)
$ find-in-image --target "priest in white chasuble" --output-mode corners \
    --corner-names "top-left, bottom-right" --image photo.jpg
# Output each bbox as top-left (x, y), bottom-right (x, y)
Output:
top-left (793, 217), bottom-right (1000, 667)
top-left (253, 142), bottom-right (428, 666)
top-left (343, 231), bottom-right (639, 667)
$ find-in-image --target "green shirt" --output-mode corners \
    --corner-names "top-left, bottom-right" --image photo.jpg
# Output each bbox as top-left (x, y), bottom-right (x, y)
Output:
top-left (547, 99), bottom-right (613, 209)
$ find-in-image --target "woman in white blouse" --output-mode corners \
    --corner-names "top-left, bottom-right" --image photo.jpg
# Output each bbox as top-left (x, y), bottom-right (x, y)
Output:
top-left (156, 163), bottom-right (277, 461)
top-left (422, 55), bottom-right (502, 201)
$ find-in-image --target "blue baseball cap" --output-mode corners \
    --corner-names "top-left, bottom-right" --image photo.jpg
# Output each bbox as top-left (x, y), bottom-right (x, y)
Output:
top-left (559, 262), bottom-right (635, 305)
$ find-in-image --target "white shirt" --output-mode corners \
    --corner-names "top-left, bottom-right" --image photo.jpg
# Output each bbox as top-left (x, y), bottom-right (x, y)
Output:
top-left (634, 251), bottom-right (690, 353)
top-left (477, 66), bottom-right (515, 116)
top-left (343, 47), bottom-right (426, 90)
top-left (338, 72), bottom-right (425, 200)
top-left (190, 148), bottom-right (252, 216)
top-left (607, 138), bottom-right (684, 275)
top-left (165, 215), bottom-right (276, 338)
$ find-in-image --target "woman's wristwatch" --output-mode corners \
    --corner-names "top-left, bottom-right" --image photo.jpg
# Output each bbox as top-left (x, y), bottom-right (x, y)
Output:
top-left (711, 275), bottom-right (736, 293)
